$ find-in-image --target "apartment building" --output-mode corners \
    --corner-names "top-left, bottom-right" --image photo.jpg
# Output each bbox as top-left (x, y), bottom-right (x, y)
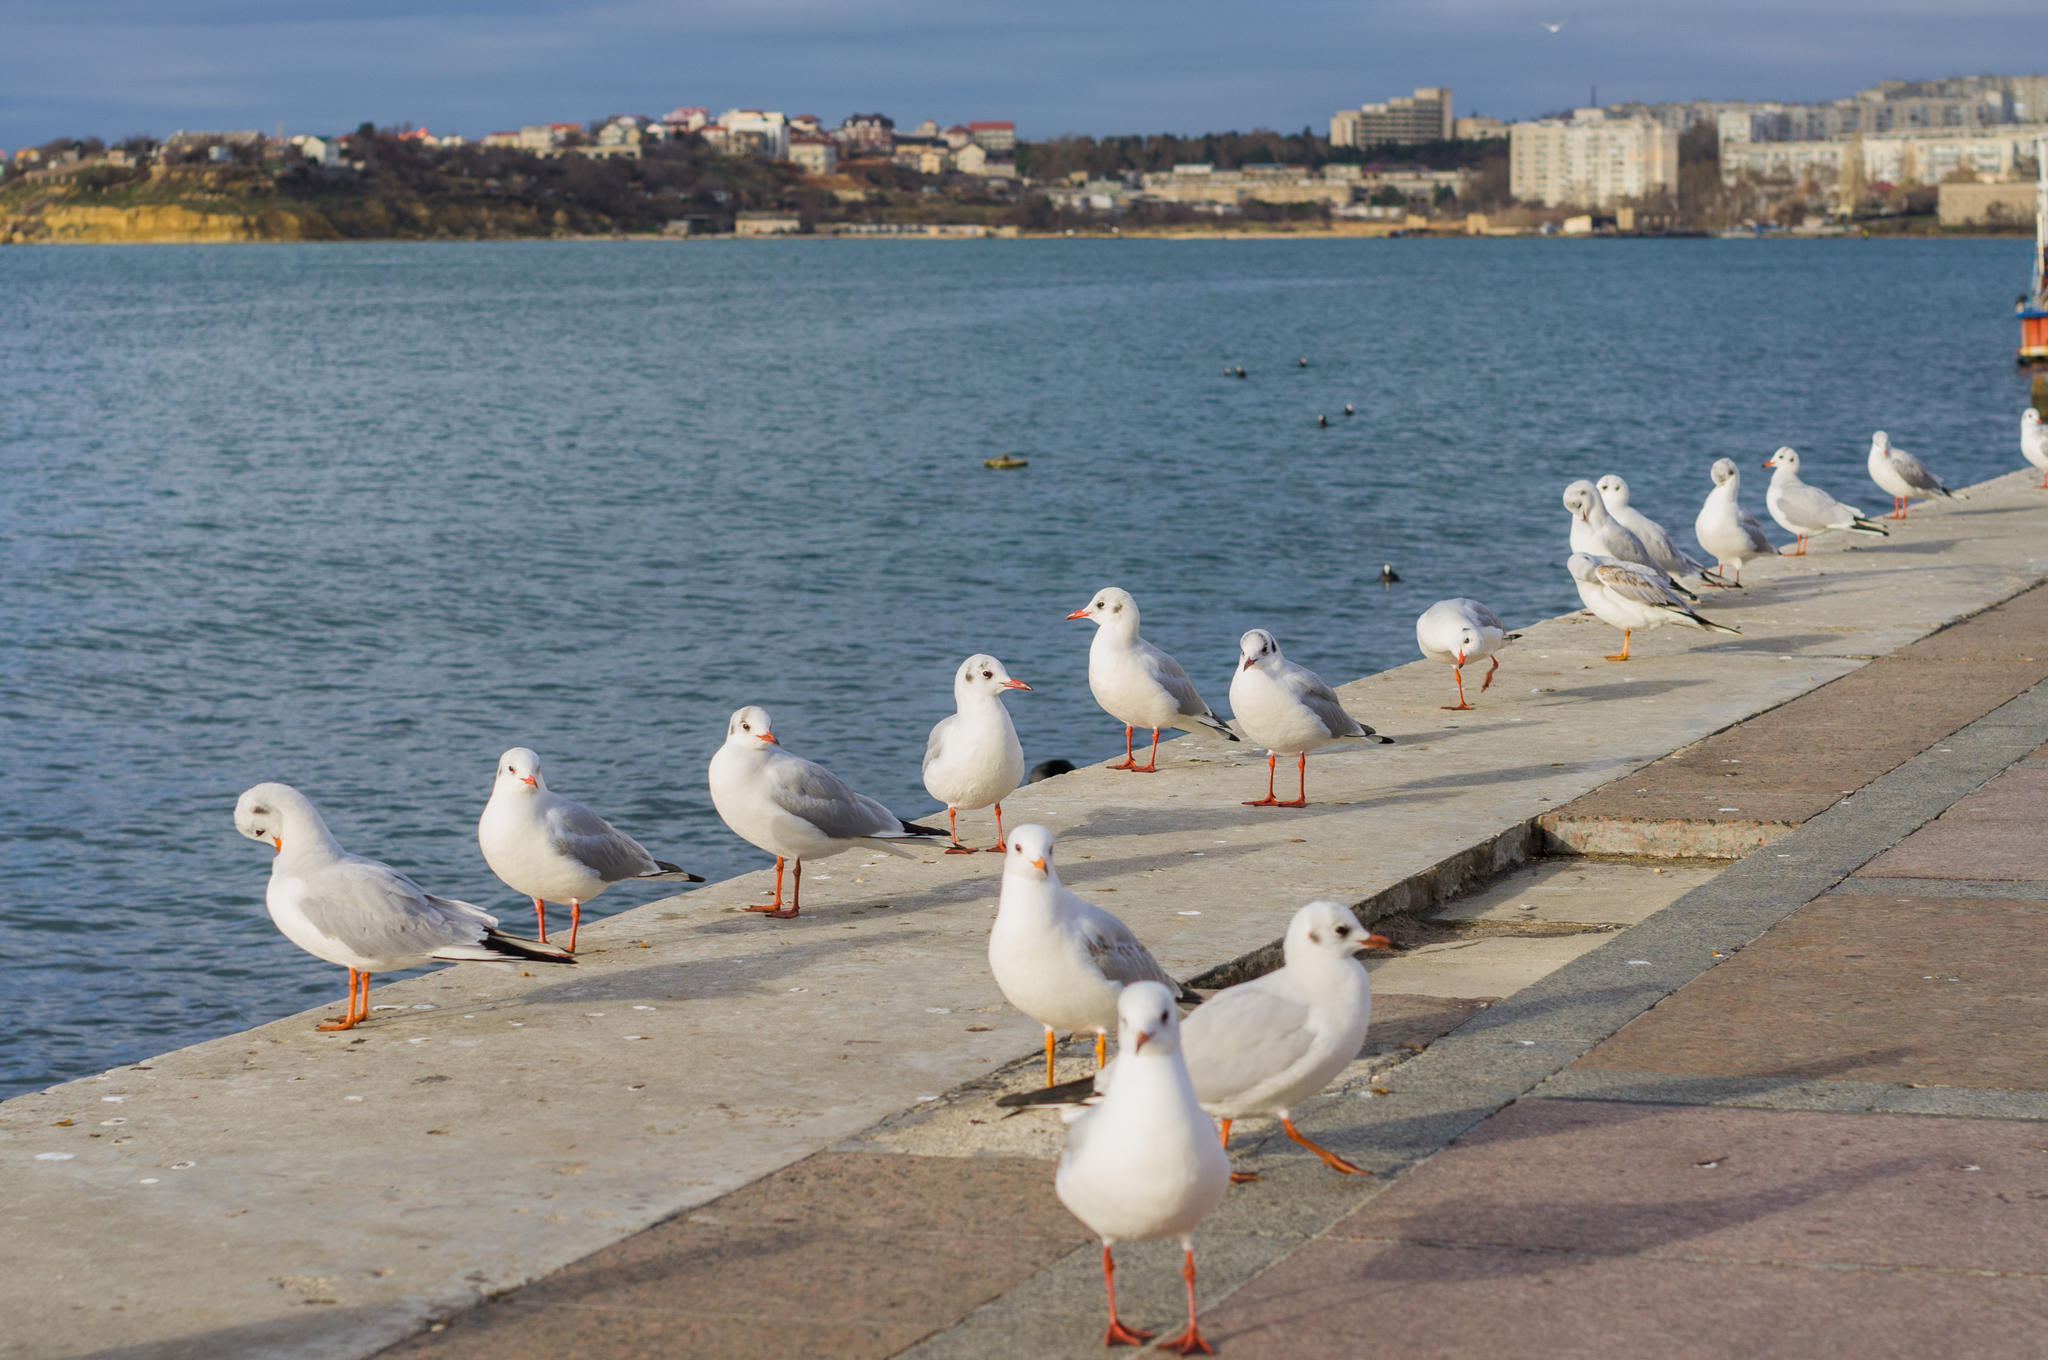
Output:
top-left (1510, 108), bottom-right (1680, 208)
top-left (1330, 88), bottom-right (1454, 148)
top-left (1720, 123), bottom-right (2048, 189)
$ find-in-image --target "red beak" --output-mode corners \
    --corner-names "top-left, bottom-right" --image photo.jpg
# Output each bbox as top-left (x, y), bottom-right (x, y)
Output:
top-left (1064, 609), bottom-right (1090, 620)
top-left (1241, 656), bottom-right (1257, 670)
top-left (1131, 1029), bottom-right (1152, 1054)
top-left (760, 732), bottom-right (779, 745)
top-left (519, 775), bottom-right (537, 787)
top-left (1455, 650), bottom-right (1466, 666)
top-left (1002, 679), bottom-right (1033, 690)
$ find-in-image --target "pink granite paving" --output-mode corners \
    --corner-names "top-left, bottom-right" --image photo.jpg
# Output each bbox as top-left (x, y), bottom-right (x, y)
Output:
top-left (1859, 766), bottom-right (2048, 880)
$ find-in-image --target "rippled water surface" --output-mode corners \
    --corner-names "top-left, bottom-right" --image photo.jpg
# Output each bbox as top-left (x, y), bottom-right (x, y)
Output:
top-left (1, 237), bottom-right (2037, 1096)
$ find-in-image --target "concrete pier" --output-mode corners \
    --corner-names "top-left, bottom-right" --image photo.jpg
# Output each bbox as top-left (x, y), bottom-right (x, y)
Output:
top-left (4, 468), bottom-right (2047, 1360)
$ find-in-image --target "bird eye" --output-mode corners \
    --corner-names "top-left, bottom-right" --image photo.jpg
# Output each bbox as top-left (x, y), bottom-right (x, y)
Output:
top-left (982, 671), bottom-right (991, 679)
top-left (1336, 924), bottom-right (1351, 937)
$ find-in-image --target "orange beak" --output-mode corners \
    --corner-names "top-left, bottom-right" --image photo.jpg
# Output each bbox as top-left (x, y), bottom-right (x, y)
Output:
top-left (1003, 679), bottom-right (1033, 690)
top-left (1064, 608), bottom-right (1090, 620)
top-left (519, 775), bottom-right (537, 787)
top-left (1761, 460), bottom-right (1773, 469)
top-left (1455, 650), bottom-right (1466, 666)
top-left (1029, 856), bottom-right (1046, 871)
top-left (1131, 1028), bottom-right (1153, 1054)
top-left (759, 732), bottom-right (779, 745)
top-left (1357, 932), bottom-right (1399, 952)
top-left (271, 835), bottom-right (282, 853)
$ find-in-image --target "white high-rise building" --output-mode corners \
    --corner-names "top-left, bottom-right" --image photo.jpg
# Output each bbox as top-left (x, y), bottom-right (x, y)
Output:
top-left (1510, 109), bottom-right (1680, 209)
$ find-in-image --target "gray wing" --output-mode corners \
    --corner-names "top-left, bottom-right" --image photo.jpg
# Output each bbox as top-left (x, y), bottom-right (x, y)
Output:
top-left (1889, 449), bottom-right (1945, 493)
top-left (762, 748), bottom-right (903, 839)
top-left (1072, 900), bottom-right (1181, 988)
top-left (1779, 481), bottom-right (1858, 526)
top-left (1593, 561), bottom-right (1687, 609)
top-left (1738, 508), bottom-right (1773, 554)
top-left (1181, 982), bottom-right (1317, 1103)
top-left (1137, 637), bottom-right (1215, 720)
top-left (1598, 520), bottom-right (1659, 569)
top-left (1462, 600), bottom-right (1507, 633)
top-left (921, 713), bottom-right (956, 779)
top-left (300, 856), bottom-right (495, 958)
top-left (544, 798), bottom-right (659, 883)
top-left (1281, 660), bottom-right (1365, 738)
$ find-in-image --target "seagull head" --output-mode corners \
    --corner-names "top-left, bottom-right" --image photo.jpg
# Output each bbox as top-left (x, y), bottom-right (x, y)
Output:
top-left (1763, 447), bottom-right (1799, 473)
top-left (1710, 457), bottom-right (1738, 487)
top-left (1565, 552), bottom-right (1600, 584)
top-left (496, 747), bottom-right (544, 792)
top-left (956, 653), bottom-right (1031, 700)
top-left (1595, 474), bottom-right (1629, 509)
top-left (2026, 409), bottom-right (2041, 427)
top-left (1238, 627), bottom-right (1281, 672)
top-left (234, 782), bottom-right (329, 858)
top-left (726, 706), bottom-right (777, 747)
top-left (1562, 480), bottom-right (1599, 524)
top-left (1065, 586), bottom-right (1136, 627)
top-left (1870, 431), bottom-right (1891, 454)
top-left (1116, 981), bottom-right (1181, 1058)
top-left (1004, 823), bottom-right (1056, 879)
top-left (1286, 900), bottom-right (1396, 969)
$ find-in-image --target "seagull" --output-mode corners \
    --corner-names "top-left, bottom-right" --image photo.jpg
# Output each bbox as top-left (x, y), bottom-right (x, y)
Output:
top-left (990, 824), bottom-right (1196, 1084)
top-left (1043, 982), bottom-right (1232, 1353)
top-left (1006, 901), bottom-right (1398, 1184)
top-left (478, 748), bottom-right (705, 952)
top-left (1567, 553), bottom-right (1739, 661)
top-left (1762, 447), bottom-right (1888, 554)
top-left (1596, 474), bottom-right (1725, 586)
top-left (923, 653), bottom-right (1031, 853)
top-left (235, 783), bottom-right (572, 1031)
top-left (1694, 458), bottom-right (1775, 585)
top-left (2023, 409), bottom-right (2048, 487)
top-left (708, 706), bottom-right (948, 918)
top-left (1066, 587), bottom-right (1238, 772)
top-left (1415, 599), bottom-right (1518, 709)
top-left (1229, 629), bottom-right (1392, 806)
top-left (1867, 431), bottom-right (1954, 518)
top-left (1564, 480), bottom-right (1696, 599)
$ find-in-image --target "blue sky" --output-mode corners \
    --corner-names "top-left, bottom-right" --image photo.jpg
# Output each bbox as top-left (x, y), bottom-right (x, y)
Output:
top-left (3, 1), bottom-right (2040, 146)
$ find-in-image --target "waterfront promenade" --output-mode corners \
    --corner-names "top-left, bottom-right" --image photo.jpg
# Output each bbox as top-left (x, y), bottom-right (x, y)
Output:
top-left (5, 467), bottom-right (2047, 1359)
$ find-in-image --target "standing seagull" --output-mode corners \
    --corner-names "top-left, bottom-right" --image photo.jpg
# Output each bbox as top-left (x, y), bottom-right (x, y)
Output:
top-left (1564, 481), bottom-right (1696, 599)
top-left (990, 824), bottom-right (1194, 1084)
top-left (1762, 447), bottom-right (1888, 553)
top-left (478, 748), bottom-right (705, 952)
top-left (1568, 553), bottom-right (1739, 661)
top-left (1007, 901), bottom-right (1398, 1183)
top-left (235, 783), bottom-right (572, 1031)
top-left (922, 654), bottom-right (1032, 853)
top-left (1693, 458), bottom-right (1775, 585)
top-left (1596, 474), bottom-right (1724, 585)
top-left (1067, 587), bottom-right (1238, 772)
top-left (1415, 598), bottom-right (1517, 709)
top-left (2022, 408), bottom-right (2048, 487)
top-left (1229, 629), bottom-right (1392, 806)
top-left (708, 706), bottom-right (948, 919)
top-left (1049, 983), bottom-right (1232, 1354)
top-left (1867, 431), bottom-right (1954, 518)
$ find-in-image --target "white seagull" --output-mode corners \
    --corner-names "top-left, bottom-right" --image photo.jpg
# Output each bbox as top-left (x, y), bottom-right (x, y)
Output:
top-left (990, 824), bottom-right (1193, 1084)
top-left (1067, 587), bottom-right (1238, 772)
top-left (1867, 431), bottom-right (1953, 519)
top-left (478, 747), bottom-right (705, 952)
top-left (1046, 982), bottom-right (1232, 1353)
top-left (1010, 901), bottom-right (1397, 1185)
top-left (235, 783), bottom-right (572, 1031)
top-left (2023, 409), bottom-right (2048, 488)
top-left (708, 706), bottom-right (948, 918)
top-left (1415, 598), bottom-right (1517, 709)
top-left (1596, 474), bottom-right (1723, 585)
top-left (1568, 553), bottom-right (1739, 661)
top-left (1229, 629), bottom-right (1392, 806)
top-left (1762, 447), bottom-right (1888, 554)
top-left (1693, 458), bottom-right (1775, 585)
top-left (1564, 480), bottom-right (1695, 599)
top-left (922, 654), bottom-right (1031, 853)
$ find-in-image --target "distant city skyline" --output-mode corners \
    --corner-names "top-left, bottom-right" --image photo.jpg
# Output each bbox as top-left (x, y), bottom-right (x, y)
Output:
top-left (4, 0), bottom-right (2041, 146)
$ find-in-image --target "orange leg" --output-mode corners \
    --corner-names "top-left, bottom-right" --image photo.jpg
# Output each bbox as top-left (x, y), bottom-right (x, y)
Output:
top-left (1107, 725), bottom-right (1139, 770)
top-left (357, 972), bottom-right (373, 1023)
top-left (1790, 535), bottom-right (1808, 555)
top-left (1099, 1245), bottom-right (1154, 1348)
top-left (1222, 1117), bottom-right (1259, 1184)
top-left (1244, 753), bottom-right (1282, 806)
top-left (566, 900), bottom-right (582, 953)
top-left (1892, 495), bottom-right (1906, 519)
top-left (1096, 1031), bottom-right (1107, 1068)
top-left (943, 805), bottom-right (974, 854)
top-left (747, 856), bottom-right (800, 917)
top-left (1158, 1245), bottom-right (1215, 1356)
top-left (1443, 662), bottom-right (1473, 710)
top-left (982, 802), bottom-right (1006, 854)
top-left (1480, 655), bottom-right (1500, 692)
top-left (532, 896), bottom-right (548, 942)
top-left (1044, 1028), bottom-right (1057, 1087)
top-left (1130, 728), bottom-right (1162, 773)
top-left (1604, 628), bottom-right (1631, 663)
top-left (1274, 752), bottom-right (1308, 809)
top-left (1282, 1115), bottom-right (1371, 1176)
top-left (318, 969), bottom-right (361, 1032)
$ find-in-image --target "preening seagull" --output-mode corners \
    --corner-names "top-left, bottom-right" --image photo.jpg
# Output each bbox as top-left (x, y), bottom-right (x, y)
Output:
top-left (2023, 409), bottom-right (2048, 487)
top-left (236, 783), bottom-right (572, 1031)
top-left (1762, 447), bottom-right (1888, 554)
top-left (1564, 480), bottom-right (1696, 599)
top-left (708, 706), bottom-right (948, 918)
top-left (1867, 431), bottom-right (1954, 519)
top-left (922, 653), bottom-right (1031, 853)
top-left (1694, 458), bottom-right (1775, 585)
top-left (1415, 598), bottom-right (1518, 709)
top-left (1229, 628), bottom-right (1392, 806)
top-left (989, 824), bottom-right (1194, 1084)
top-left (1567, 552), bottom-right (1739, 661)
top-left (478, 747), bottom-right (704, 952)
top-left (1596, 474), bottom-right (1724, 585)
top-left (1067, 587), bottom-right (1238, 772)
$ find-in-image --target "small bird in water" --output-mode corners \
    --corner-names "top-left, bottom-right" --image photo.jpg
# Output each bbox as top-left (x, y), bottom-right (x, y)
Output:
top-left (1378, 564), bottom-right (1401, 585)
top-left (1298, 357), bottom-right (1309, 367)
top-left (1344, 404), bottom-right (1355, 417)
top-left (1235, 366), bottom-right (1247, 378)
top-left (1317, 414), bottom-right (1328, 428)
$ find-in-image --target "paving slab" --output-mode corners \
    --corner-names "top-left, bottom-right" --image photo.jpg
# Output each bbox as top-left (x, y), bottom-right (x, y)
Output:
top-left (1859, 766), bottom-right (2048, 880)
top-left (1575, 895), bottom-right (2048, 1089)
top-left (1430, 858), bottom-right (1720, 927)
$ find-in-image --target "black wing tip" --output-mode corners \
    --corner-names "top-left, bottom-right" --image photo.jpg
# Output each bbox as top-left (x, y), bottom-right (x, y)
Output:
top-left (649, 861), bottom-right (709, 882)
top-left (485, 930), bottom-right (578, 964)
top-left (901, 819), bottom-right (949, 837)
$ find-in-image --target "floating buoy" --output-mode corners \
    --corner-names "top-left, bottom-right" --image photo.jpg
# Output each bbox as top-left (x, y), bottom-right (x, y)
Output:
top-left (984, 454), bottom-right (1029, 470)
